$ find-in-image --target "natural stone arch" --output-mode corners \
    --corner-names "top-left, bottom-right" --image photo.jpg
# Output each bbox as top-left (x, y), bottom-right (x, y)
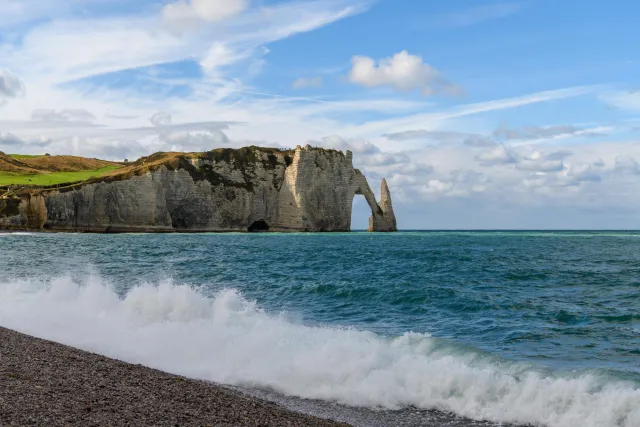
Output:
top-left (352, 170), bottom-right (397, 232)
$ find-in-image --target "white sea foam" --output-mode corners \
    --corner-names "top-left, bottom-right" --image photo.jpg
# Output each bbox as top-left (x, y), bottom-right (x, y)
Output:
top-left (0, 232), bottom-right (38, 237)
top-left (0, 275), bottom-right (638, 427)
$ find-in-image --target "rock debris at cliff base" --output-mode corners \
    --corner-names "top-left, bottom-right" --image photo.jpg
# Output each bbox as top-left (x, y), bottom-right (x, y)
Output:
top-left (0, 327), bottom-right (351, 427)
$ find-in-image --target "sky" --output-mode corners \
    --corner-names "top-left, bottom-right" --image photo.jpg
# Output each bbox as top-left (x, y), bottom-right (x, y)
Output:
top-left (1, 0), bottom-right (640, 229)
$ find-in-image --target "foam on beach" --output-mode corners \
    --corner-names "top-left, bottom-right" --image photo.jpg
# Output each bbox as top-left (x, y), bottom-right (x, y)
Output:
top-left (1, 275), bottom-right (639, 427)
top-left (0, 327), bottom-right (346, 427)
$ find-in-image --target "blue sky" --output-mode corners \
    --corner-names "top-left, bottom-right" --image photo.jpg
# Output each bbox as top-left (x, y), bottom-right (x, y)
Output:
top-left (1, 0), bottom-right (640, 228)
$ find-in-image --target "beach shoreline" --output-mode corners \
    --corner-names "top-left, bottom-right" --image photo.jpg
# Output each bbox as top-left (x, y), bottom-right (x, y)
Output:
top-left (0, 327), bottom-right (350, 427)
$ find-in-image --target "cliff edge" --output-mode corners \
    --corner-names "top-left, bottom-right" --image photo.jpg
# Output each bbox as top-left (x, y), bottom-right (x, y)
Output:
top-left (0, 145), bottom-right (397, 233)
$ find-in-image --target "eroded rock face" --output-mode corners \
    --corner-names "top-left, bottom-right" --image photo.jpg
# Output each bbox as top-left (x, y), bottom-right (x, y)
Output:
top-left (0, 194), bottom-right (47, 229)
top-left (367, 178), bottom-right (398, 232)
top-left (0, 146), bottom-right (398, 232)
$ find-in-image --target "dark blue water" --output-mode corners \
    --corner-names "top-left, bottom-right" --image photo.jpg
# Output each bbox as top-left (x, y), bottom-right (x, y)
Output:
top-left (1, 231), bottom-right (639, 427)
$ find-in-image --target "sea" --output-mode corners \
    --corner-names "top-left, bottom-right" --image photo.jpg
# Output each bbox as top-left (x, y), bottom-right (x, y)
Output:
top-left (0, 231), bottom-right (638, 427)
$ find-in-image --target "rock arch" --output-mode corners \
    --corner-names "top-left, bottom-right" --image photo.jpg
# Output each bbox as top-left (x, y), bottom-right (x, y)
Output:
top-left (352, 170), bottom-right (397, 232)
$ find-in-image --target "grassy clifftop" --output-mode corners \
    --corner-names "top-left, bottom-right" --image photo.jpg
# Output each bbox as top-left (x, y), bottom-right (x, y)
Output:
top-left (0, 146), bottom-right (343, 189)
top-left (95, 146), bottom-right (298, 183)
top-left (0, 152), bottom-right (122, 187)
top-left (0, 152), bottom-right (42, 175)
top-left (17, 155), bottom-right (119, 173)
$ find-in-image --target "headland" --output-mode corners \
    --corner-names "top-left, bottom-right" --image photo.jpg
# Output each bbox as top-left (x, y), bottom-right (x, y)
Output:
top-left (0, 145), bottom-right (397, 233)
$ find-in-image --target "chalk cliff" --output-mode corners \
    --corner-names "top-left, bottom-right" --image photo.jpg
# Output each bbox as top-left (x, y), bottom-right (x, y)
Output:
top-left (0, 146), bottom-right (397, 233)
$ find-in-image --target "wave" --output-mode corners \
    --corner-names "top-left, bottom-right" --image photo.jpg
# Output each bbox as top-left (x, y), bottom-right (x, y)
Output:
top-left (0, 275), bottom-right (639, 427)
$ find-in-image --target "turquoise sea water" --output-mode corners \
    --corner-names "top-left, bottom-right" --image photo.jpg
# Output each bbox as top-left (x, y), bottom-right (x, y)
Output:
top-left (1, 231), bottom-right (639, 426)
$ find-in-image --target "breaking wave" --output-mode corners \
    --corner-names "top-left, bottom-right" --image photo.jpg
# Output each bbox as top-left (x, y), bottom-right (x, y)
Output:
top-left (0, 275), bottom-right (638, 427)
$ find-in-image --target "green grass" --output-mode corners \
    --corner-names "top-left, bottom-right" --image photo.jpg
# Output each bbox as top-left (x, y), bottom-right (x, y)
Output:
top-left (0, 166), bottom-right (121, 187)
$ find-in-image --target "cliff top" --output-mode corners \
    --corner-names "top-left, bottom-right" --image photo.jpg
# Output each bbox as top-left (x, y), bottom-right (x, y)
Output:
top-left (0, 152), bottom-right (122, 188)
top-left (17, 155), bottom-right (120, 172)
top-left (0, 152), bottom-right (42, 175)
top-left (1, 145), bottom-right (346, 192)
top-left (1, 152), bottom-right (120, 173)
top-left (97, 145), bottom-right (346, 186)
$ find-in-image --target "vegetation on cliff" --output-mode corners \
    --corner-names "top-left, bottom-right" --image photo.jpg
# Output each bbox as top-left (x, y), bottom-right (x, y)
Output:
top-left (89, 146), bottom-right (304, 186)
top-left (0, 152), bottom-right (42, 175)
top-left (0, 146), bottom-right (345, 192)
top-left (0, 152), bottom-right (122, 187)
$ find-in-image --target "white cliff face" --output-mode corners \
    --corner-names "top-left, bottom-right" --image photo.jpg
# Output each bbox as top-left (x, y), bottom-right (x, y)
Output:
top-left (274, 145), bottom-right (359, 231)
top-left (1, 146), bottom-right (397, 232)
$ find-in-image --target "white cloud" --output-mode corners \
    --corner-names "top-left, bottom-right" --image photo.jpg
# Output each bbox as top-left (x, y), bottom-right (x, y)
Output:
top-left (517, 159), bottom-right (564, 172)
top-left (200, 42), bottom-right (254, 76)
top-left (495, 124), bottom-right (579, 140)
top-left (150, 111), bottom-right (173, 127)
top-left (383, 130), bottom-right (433, 141)
top-left (400, 162), bottom-right (434, 176)
top-left (31, 108), bottom-right (96, 123)
top-left (601, 90), bottom-right (640, 112)
top-left (106, 113), bottom-right (139, 120)
top-left (316, 135), bottom-right (409, 166)
top-left (0, 69), bottom-right (25, 104)
top-left (0, 132), bottom-right (51, 149)
top-left (422, 179), bottom-right (454, 195)
top-left (382, 123), bottom-right (601, 147)
top-left (292, 77), bottom-right (323, 89)
top-left (49, 136), bottom-right (148, 160)
top-left (347, 86), bottom-right (595, 137)
top-left (415, 170), bottom-right (489, 199)
top-left (476, 145), bottom-right (516, 166)
top-left (614, 155), bottom-right (640, 174)
top-left (494, 124), bottom-right (605, 143)
top-left (3, 0), bottom-right (365, 86)
top-left (523, 163), bottom-right (602, 189)
top-left (348, 51), bottom-right (462, 96)
top-left (368, 140), bottom-right (640, 227)
top-left (383, 129), bottom-right (495, 146)
top-left (516, 150), bottom-right (565, 172)
top-left (566, 163), bottom-right (601, 182)
top-left (319, 135), bottom-right (378, 154)
top-left (162, 0), bottom-right (249, 30)
top-left (381, 123), bottom-right (602, 150)
top-left (161, 129), bottom-right (230, 151)
top-left (463, 135), bottom-right (497, 147)
top-left (0, 113), bottom-right (235, 159)
top-left (545, 150), bottom-right (573, 161)
top-left (0, 0), bottom-right (107, 30)
top-left (0, 132), bottom-right (27, 147)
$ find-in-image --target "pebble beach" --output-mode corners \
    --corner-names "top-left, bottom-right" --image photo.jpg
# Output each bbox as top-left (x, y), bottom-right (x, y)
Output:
top-left (0, 327), bottom-right (350, 427)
